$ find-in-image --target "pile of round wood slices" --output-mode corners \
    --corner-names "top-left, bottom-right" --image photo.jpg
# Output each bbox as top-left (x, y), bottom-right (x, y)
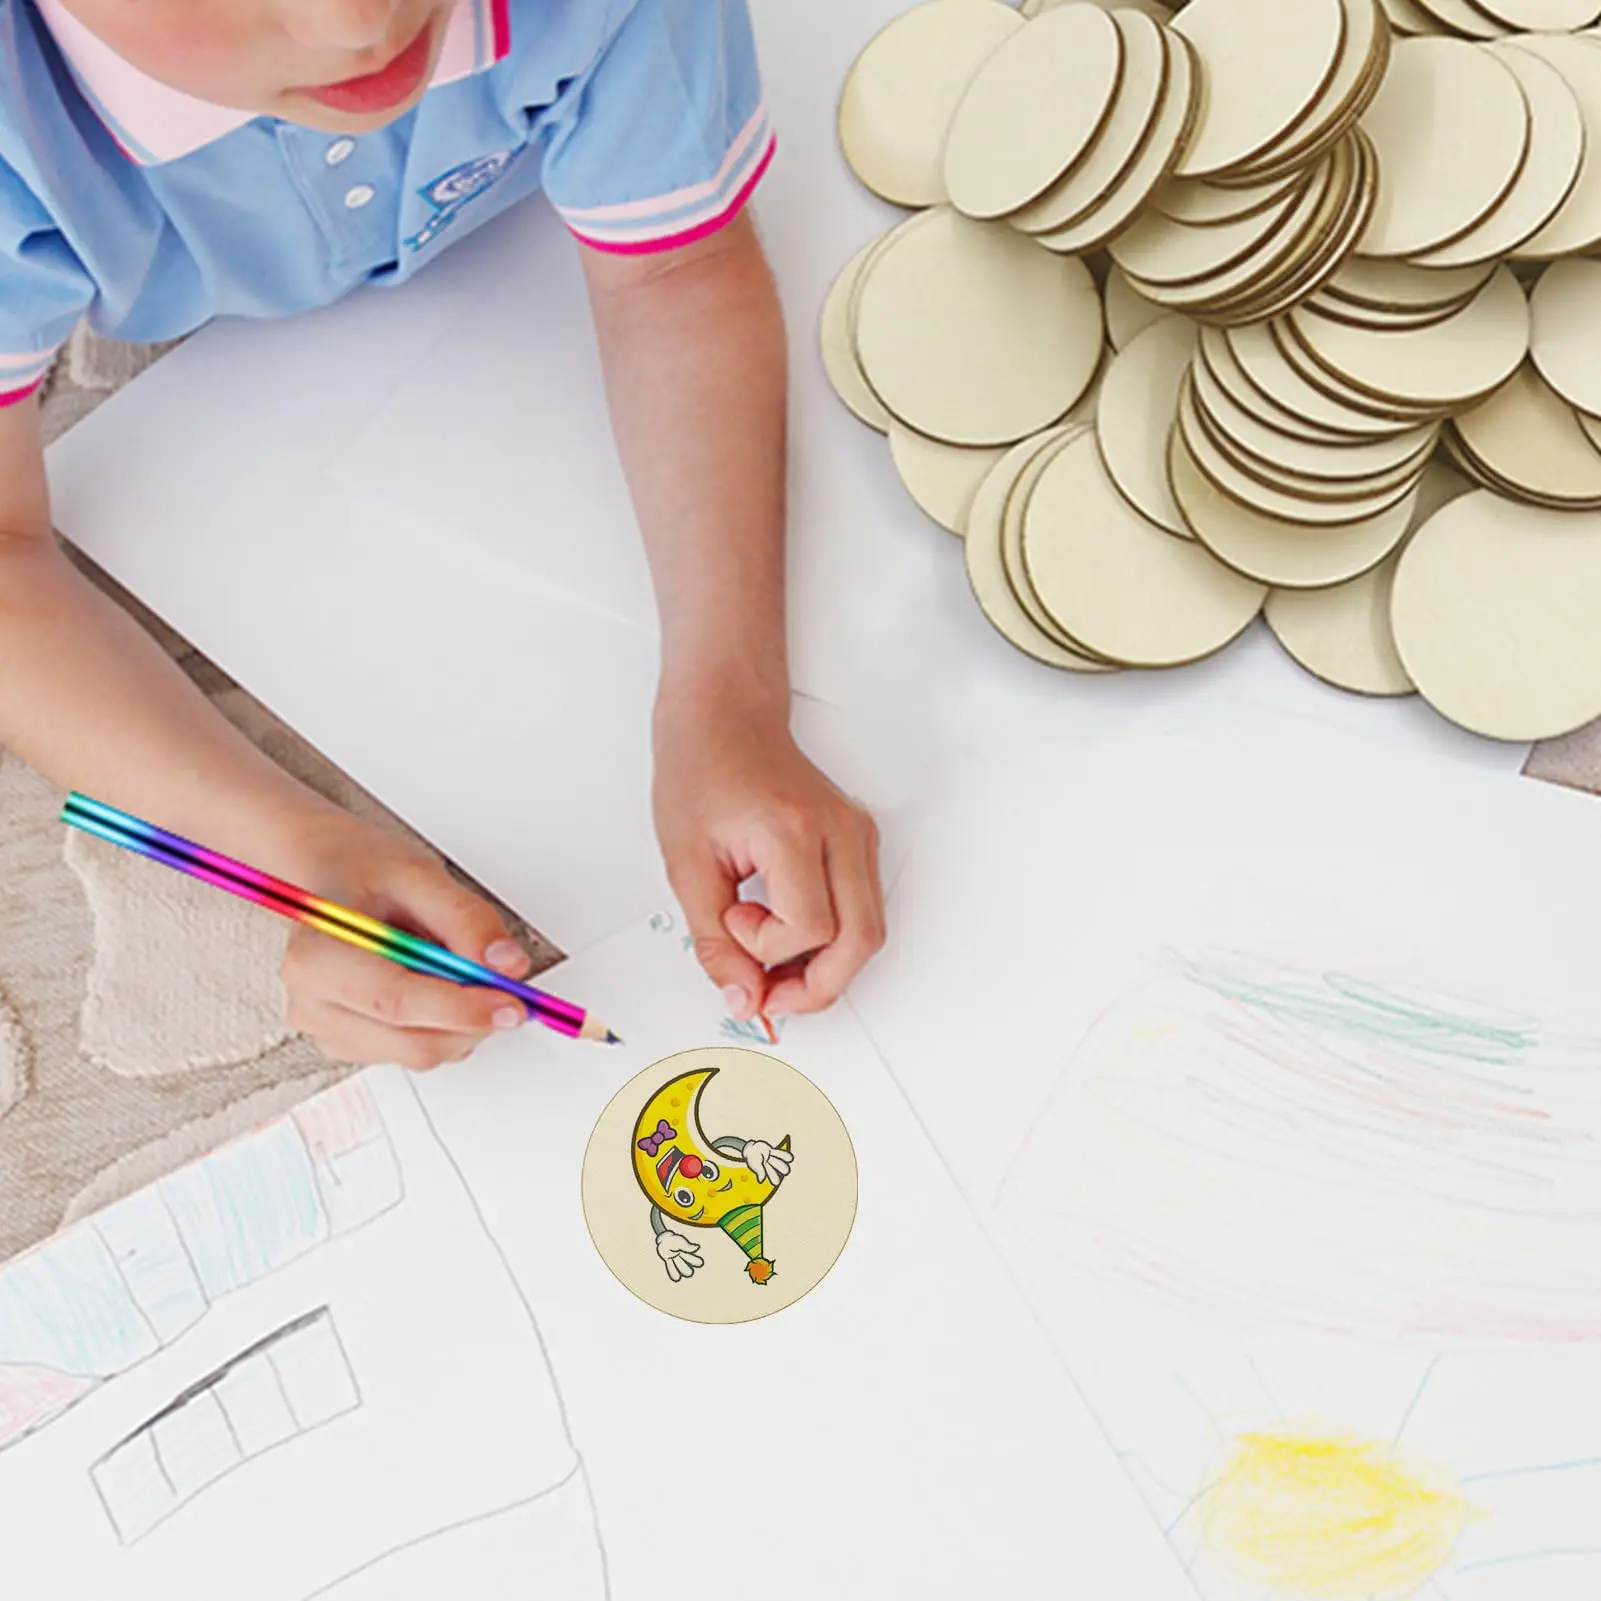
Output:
top-left (827, 0), bottom-right (1601, 740)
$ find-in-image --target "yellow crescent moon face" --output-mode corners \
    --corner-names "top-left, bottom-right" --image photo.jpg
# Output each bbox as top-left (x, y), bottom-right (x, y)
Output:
top-left (631, 1067), bottom-right (777, 1228)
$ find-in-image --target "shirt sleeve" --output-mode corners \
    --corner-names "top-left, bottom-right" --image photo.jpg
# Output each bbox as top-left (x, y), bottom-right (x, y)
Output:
top-left (0, 156), bottom-right (93, 407)
top-left (538, 0), bottom-right (773, 255)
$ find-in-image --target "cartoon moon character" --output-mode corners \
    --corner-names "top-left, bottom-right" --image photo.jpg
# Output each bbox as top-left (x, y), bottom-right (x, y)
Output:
top-left (632, 1067), bottom-right (794, 1286)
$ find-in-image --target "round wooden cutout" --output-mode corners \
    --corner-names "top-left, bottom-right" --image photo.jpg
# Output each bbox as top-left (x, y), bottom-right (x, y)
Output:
top-left (1022, 431), bottom-right (1267, 667)
top-left (1323, 255), bottom-right (1494, 314)
top-left (1391, 490), bottom-right (1601, 741)
top-left (820, 235), bottom-right (896, 433)
top-left (1264, 549), bottom-right (1416, 695)
top-left (1170, 423), bottom-right (1418, 587)
top-left (1097, 317), bottom-right (1200, 536)
top-left (1508, 35), bottom-right (1601, 259)
top-left (583, 1048), bottom-right (858, 1324)
top-left (1530, 257), bottom-right (1601, 419)
top-left (1104, 263), bottom-right (1171, 350)
top-left (1453, 360), bottom-right (1601, 507)
top-left (838, 0), bottom-right (1026, 208)
top-left (1358, 38), bottom-right (1529, 258)
top-left (855, 206), bottom-right (1103, 447)
top-left (1155, 170), bottom-right (1302, 229)
top-left (964, 429), bottom-right (1116, 670)
top-left (1224, 322), bottom-right (1416, 439)
top-left (1412, 44), bottom-right (1585, 270)
top-left (943, 3), bottom-right (1124, 219)
top-left (1111, 176), bottom-right (1304, 288)
top-left (1473, 0), bottom-right (1601, 28)
top-left (1290, 265), bottom-right (1530, 409)
top-left (1171, 0), bottom-right (1347, 179)
top-left (1409, 0), bottom-right (1509, 38)
top-left (889, 424), bottom-right (1009, 535)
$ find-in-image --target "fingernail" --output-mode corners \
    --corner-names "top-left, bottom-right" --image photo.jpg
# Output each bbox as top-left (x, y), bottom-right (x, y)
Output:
top-left (485, 940), bottom-right (525, 973)
top-left (493, 1006), bottom-right (524, 1030)
top-left (721, 985), bottom-right (751, 1020)
top-left (766, 1001), bottom-right (789, 1020)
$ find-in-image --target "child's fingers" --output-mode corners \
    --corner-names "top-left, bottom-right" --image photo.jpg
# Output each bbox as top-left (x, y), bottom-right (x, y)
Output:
top-left (293, 999), bottom-right (483, 1073)
top-left (669, 848), bottom-right (768, 1021)
top-left (730, 825), bottom-right (839, 970)
top-left (764, 812), bottom-right (885, 1017)
top-left (386, 855), bottom-right (531, 975)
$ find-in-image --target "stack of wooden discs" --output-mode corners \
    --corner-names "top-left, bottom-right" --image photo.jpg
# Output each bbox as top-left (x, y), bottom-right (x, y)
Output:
top-left (829, 0), bottom-right (1601, 741)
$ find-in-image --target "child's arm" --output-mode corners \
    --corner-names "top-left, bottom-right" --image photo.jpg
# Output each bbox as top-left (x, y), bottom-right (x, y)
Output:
top-left (0, 394), bottom-right (531, 1068)
top-left (582, 214), bottom-right (886, 1020)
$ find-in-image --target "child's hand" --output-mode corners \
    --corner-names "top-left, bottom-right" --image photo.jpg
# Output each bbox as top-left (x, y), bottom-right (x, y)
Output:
top-left (653, 704), bottom-right (885, 1021)
top-left (278, 812), bottom-right (533, 1070)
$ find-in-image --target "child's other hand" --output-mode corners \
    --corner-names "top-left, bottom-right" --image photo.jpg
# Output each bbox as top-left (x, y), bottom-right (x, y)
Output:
top-left (278, 813), bottom-right (532, 1070)
top-left (653, 704), bottom-right (885, 1021)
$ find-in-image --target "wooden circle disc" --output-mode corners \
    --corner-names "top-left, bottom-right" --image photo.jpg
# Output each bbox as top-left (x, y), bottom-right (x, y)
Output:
top-left (1506, 35), bottom-right (1601, 259)
top-left (1032, 31), bottom-right (1201, 256)
top-left (1265, 550), bottom-right (1415, 695)
top-left (1324, 255), bottom-right (1493, 313)
top-left (1225, 321), bottom-right (1417, 438)
top-left (1391, 490), bottom-right (1601, 740)
top-left (1171, 0), bottom-right (1347, 179)
top-left (1530, 257), bottom-right (1601, 418)
top-left (855, 206), bottom-right (1103, 447)
top-left (820, 236), bottom-right (896, 432)
top-left (889, 424), bottom-right (1009, 534)
top-left (1170, 425), bottom-right (1418, 587)
top-left (1022, 430), bottom-right (1266, 666)
top-left (1473, 0), bottom-right (1601, 28)
top-left (1200, 324), bottom-right (1374, 446)
top-left (1412, 45), bottom-right (1585, 270)
top-left (1155, 170), bottom-right (1303, 229)
top-left (1453, 360), bottom-right (1601, 507)
top-left (1289, 265), bottom-right (1529, 409)
top-left (1358, 38), bottom-right (1529, 258)
top-left (1097, 317), bottom-right (1200, 536)
top-left (1011, 10), bottom-right (1170, 236)
top-left (944, 4), bottom-right (1124, 219)
top-left (964, 429), bottom-right (1116, 670)
top-left (1111, 173), bottom-right (1305, 288)
top-left (1104, 264), bottom-right (1170, 350)
top-left (1410, 0), bottom-right (1510, 34)
top-left (838, 0), bottom-right (1026, 208)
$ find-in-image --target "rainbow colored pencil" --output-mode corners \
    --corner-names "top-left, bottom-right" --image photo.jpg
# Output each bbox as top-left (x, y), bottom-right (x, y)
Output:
top-left (60, 792), bottom-right (618, 1045)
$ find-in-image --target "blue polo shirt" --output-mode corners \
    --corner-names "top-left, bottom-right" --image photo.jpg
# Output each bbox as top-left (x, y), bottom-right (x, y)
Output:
top-left (0, 0), bottom-right (773, 404)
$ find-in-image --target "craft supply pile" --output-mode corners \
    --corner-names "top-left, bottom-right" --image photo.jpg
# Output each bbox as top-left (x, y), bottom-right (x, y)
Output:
top-left (828, 0), bottom-right (1601, 740)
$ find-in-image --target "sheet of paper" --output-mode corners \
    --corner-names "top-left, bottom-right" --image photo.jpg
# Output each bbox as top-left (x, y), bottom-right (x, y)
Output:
top-left (411, 910), bottom-right (1199, 1600)
top-left (851, 704), bottom-right (1601, 1598)
top-left (0, 1073), bottom-right (607, 1599)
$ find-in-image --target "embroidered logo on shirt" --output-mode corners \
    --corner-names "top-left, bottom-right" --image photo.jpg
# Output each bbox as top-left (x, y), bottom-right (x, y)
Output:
top-left (404, 148), bottom-right (521, 250)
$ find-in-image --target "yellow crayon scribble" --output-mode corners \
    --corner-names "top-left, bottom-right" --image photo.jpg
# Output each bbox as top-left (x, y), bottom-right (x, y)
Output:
top-left (1200, 1428), bottom-right (1479, 1600)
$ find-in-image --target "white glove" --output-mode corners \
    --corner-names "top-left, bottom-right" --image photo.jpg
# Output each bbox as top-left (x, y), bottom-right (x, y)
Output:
top-left (655, 1231), bottom-right (704, 1282)
top-left (743, 1141), bottom-right (793, 1186)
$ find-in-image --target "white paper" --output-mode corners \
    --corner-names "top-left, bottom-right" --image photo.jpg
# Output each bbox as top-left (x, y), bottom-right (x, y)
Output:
top-left (852, 704), bottom-right (1601, 1598)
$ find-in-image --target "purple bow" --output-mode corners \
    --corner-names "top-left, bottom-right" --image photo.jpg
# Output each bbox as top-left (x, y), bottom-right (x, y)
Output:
top-left (637, 1120), bottom-right (676, 1158)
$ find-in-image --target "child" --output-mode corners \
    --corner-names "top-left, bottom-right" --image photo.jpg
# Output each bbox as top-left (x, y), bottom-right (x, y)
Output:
top-left (0, 0), bottom-right (884, 1069)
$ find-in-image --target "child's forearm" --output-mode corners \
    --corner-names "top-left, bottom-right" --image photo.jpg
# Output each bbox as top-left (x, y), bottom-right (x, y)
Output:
top-left (0, 530), bottom-right (340, 871)
top-left (581, 213), bottom-right (791, 728)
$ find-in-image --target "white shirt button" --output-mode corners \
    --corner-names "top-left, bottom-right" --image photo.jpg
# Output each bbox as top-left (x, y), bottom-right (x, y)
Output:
top-left (343, 184), bottom-right (376, 209)
top-left (324, 137), bottom-right (356, 166)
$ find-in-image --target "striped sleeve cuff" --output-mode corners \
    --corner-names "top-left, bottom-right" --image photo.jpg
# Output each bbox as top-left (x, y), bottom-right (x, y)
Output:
top-left (557, 104), bottom-right (776, 256)
top-left (0, 346), bottom-right (57, 407)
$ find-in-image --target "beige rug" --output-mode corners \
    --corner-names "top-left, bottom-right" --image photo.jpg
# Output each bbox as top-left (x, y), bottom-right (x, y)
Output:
top-left (6, 326), bottom-right (1601, 1271)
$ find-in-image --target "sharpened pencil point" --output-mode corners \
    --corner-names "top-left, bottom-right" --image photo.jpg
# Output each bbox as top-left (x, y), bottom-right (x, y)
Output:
top-left (606, 1030), bottom-right (623, 1045)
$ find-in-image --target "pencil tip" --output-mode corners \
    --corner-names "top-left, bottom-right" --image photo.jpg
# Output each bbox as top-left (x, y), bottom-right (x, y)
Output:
top-left (606, 1031), bottom-right (623, 1045)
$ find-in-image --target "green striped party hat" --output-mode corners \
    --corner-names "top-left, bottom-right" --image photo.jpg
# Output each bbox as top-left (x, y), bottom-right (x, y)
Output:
top-left (719, 1203), bottom-right (775, 1285)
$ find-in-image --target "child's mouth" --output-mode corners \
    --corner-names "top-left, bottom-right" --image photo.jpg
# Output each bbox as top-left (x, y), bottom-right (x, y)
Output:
top-left (303, 20), bottom-right (434, 116)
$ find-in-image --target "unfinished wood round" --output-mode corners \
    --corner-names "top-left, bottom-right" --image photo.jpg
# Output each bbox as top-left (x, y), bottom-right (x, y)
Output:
top-left (1033, 32), bottom-right (1201, 255)
top-left (1323, 255), bottom-right (1493, 313)
top-left (1111, 171), bottom-right (1307, 287)
top-left (1192, 352), bottom-right (1437, 484)
top-left (1171, 0), bottom-right (1347, 179)
top-left (1378, 0), bottom-right (1438, 32)
top-left (1225, 322), bottom-right (1416, 438)
top-left (1104, 264), bottom-right (1171, 350)
top-left (1391, 491), bottom-right (1601, 740)
top-left (1170, 426), bottom-right (1418, 587)
top-left (1529, 258), bottom-right (1601, 418)
top-left (1274, 320), bottom-right (1448, 423)
top-left (944, 3), bottom-right (1124, 219)
top-left (1097, 317), bottom-right (1199, 536)
top-left (838, 0), bottom-right (1026, 208)
top-left (1200, 323), bottom-right (1377, 446)
top-left (855, 207), bottom-right (1103, 447)
top-left (1290, 266), bottom-right (1529, 409)
top-left (964, 429), bottom-right (1116, 671)
top-left (1409, 0), bottom-right (1509, 38)
top-left (1496, 36), bottom-right (1601, 258)
top-left (1011, 11), bottom-right (1169, 236)
top-left (1265, 551), bottom-right (1414, 694)
top-left (1022, 431), bottom-right (1266, 666)
top-left (1358, 38), bottom-right (1530, 258)
top-left (1453, 361), bottom-right (1601, 507)
top-left (1178, 377), bottom-right (1420, 524)
top-left (1155, 170), bottom-right (1302, 228)
top-left (1412, 45), bottom-right (1585, 269)
top-left (820, 236), bottom-right (896, 432)
top-left (889, 424), bottom-right (1009, 534)
top-left (1474, 0), bottom-right (1601, 28)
